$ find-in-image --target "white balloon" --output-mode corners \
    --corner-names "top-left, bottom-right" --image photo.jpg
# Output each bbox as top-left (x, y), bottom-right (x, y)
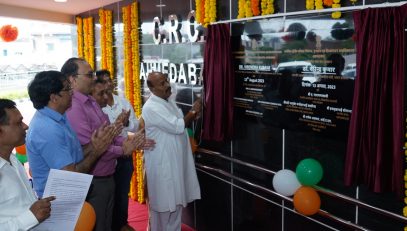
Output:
top-left (272, 169), bottom-right (301, 196)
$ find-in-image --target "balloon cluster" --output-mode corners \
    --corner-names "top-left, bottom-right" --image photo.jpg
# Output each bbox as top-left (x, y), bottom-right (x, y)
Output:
top-left (15, 144), bottom-right (27, 164)
top-left (272, 158), bottom-right (323, 216)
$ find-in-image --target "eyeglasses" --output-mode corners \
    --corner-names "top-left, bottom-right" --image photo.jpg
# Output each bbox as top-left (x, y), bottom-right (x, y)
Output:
top-left (74, 72), bottom-right (96, 78)
top-left (60, 86), bottom-right (73, 92)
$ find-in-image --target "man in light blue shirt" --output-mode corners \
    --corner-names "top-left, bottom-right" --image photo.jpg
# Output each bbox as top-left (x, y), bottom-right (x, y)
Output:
top-left (26, 71), bottom-right (117, 198)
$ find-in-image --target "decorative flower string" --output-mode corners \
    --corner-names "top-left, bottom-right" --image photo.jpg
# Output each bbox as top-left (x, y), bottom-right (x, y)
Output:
top-left (76, 17), bottom-right (84, 58)
top-left (106, 10), bottom-right (114, 80)
top-left (261, 0), bottom-right (274, 15)
top-left (123, 2), bottom-right (145, 203)
top-left (315, 0), bottom-right (323, 10)
top-left (305, 0), bottom-right (341, 19)
top-left (99, 9), bottom-right (107, 69)
top-left (208, 0), bottom-right (217, 24)
top-left (323, 0), bottom-right (333, 7)
top-left (245, 0), bottom-right (253, 18)
top-left (123, 5), bottom-right (134, 104)
top-left (306, 0), bottom-right (314, 10)
top-left (195, 0), bottom-right (203, 24)
top-left (331, 0), bottom-right (341, 19)
top-left (251, 0), bottom-right (260, 16)
top-left (203, 0), bottom-right (210, 27)
top-left (99, 9), bottom-right (115, 85)
top-left (195, 0), bottom-right (216, 26)
top-left (238, 0), bottom-right (246, 18)
top-left (83, 17), bottom-right (95, 70)
top-left (131, 2), bottom-right (141, 117)
top-left (83, 19), bottom-right (89, 61)
top-left (238, 0), bottom-right (276, 18)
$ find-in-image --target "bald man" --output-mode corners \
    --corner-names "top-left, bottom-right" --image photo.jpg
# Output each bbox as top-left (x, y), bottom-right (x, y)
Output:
top-left (142, 72), bottom-right (201, 230)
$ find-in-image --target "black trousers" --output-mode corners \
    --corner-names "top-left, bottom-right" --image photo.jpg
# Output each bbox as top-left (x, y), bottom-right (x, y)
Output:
top-left (112, 157), bottom-right (134, 231)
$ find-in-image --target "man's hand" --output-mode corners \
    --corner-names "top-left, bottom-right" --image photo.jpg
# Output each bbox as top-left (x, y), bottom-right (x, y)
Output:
top-left (115, 109), bottom-right (131, 127)
top-left (30, 196), bottom-right (56, 222)
top-left (122, 129), bottom-right (147, 156)
top-left (191, 98), bottom-right (202, 119)
top-left (91, 123), bottom-right (123, 157)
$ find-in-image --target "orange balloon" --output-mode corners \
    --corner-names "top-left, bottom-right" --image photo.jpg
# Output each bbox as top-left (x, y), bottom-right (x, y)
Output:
top-left (15, 144), bottom-right (26, 155)
top-left (190, 137), bottom-right (198, 153)
top-left (293, 186), bottom-right (321, 216)
top-left (75, 202), bottom-right (96, 231)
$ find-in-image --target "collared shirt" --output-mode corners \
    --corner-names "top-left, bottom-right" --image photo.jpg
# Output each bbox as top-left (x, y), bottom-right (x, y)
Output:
top-left (142, 94), bottom-right (201, 212)
top-left (66, 90), bottom-right (124, 177)
top-left (0, 154), bottom-right (39, 230)
top-left (26, 107), bottom-right (84, 197)
top-left (102, 94), bottom-right (138, 137)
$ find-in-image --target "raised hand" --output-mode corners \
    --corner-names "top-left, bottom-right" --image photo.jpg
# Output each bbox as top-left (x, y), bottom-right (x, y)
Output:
top-left (115, 109), bottom-right (131, 127)
top-left (91, 123), bottom-right (117, 157)
top-left (191, 98), bottom-right (202, 119)
top-left (30, 196), bottom-right (56, 222)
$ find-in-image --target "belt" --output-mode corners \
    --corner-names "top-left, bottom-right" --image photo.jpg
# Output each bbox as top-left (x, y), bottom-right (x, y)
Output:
top-left (93, 174), bottom-right (113, 179)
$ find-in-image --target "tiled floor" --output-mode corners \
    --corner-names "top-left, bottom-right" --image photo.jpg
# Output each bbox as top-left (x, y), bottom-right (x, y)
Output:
top-left (128, 199), bottom-right (195, 231)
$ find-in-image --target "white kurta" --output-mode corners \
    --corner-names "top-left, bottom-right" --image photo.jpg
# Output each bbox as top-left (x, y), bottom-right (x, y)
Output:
top-left (142, 94), bottom-right (201, 212)
top-left (0, 154), bottom-right (39, 230)
top-left (103, 94), bottom-right (139, 137)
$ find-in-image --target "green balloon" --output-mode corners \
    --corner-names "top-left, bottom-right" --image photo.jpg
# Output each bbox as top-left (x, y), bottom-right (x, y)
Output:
top-left (296, 158), bottom-right (323, 186)
top-left (16, 153), bottom-right (27, 164)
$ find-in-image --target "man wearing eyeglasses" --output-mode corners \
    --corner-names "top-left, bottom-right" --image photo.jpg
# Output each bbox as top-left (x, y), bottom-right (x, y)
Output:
top-left (26, 71), bottom-right (117, 200)
top-left (61, 58), bottom-right (153, 231)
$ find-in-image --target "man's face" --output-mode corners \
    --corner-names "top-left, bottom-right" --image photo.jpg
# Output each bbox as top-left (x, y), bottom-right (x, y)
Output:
top-left (0, 108), bottom-right (28, 148)
top-left (71, 60), bottom-right (96, 95)
top-left (56, 80), bottom-right (73, 112)
top-left (102, 75), bottom-right (114, 93)
top-left (150, 73), bottom-right (171, 100)
top-left (91, 82), bottom-right (108, 107)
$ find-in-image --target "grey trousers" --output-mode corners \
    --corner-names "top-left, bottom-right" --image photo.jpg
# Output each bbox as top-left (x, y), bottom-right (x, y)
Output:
top-left (87, 176), bottom-right (115, 231)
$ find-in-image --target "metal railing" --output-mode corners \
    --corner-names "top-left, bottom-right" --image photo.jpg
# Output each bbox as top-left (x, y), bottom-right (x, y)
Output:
top-left (195, 148), bottom-right (407, 229)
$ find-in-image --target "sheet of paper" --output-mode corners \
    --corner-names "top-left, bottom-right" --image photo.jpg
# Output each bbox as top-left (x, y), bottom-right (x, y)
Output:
top-left (32, 169), bottom-right (93, 231)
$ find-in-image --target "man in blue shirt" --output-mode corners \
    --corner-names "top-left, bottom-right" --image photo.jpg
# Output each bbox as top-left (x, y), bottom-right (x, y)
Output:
top-left (26, 71), bottom-right (119, 197)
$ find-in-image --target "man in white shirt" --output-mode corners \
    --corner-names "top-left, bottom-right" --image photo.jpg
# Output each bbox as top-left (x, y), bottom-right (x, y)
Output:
top-left (96, 70), bottom-right (138, 231)
top-left (0, 99), bottom-right (55, 231)
top-left (142, 72), bottom-right (201, 231)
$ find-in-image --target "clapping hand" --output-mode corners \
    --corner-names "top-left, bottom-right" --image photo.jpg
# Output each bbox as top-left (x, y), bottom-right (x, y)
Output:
top-left (115, 109), bottom-right (131, 127)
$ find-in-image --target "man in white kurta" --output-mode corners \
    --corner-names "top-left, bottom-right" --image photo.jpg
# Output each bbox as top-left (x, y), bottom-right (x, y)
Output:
top-left (0, 99), bottom-right (54, 231)
top-left (142, 72), bottom-right (201, 231)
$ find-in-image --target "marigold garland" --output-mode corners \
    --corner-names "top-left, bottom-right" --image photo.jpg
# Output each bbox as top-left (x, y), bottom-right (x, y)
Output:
top-left (251, 0), bottom-right (260, 16)
top-left (238, 0), bottom-right (275, 18)
top-left (306, 0), bottom-right (314, 10)
top-left (82, 17), bottom-right (95, 70)
top-left (124, 2), bottom-right (145, 204)
top-left (331, 0), bottom-right (341, 19)
top-left (305, 0), bottom-right (341, 19)
top-left (195, 0), bottom-right (204, 24)
top-left (245, 0), bottom-right (253, 18)
top-left (323, 0), bottom-right (333, 6)
top-left (260, 0), bottom-right (274, 15)
top-left (76, 17), bottom-right (84, 58)
top-left (99, 9), bottom-right (115, 80)
top-left (195, 0), bottom-right (216, 26)
top-left (238, 0), bottom-right (246, 18)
